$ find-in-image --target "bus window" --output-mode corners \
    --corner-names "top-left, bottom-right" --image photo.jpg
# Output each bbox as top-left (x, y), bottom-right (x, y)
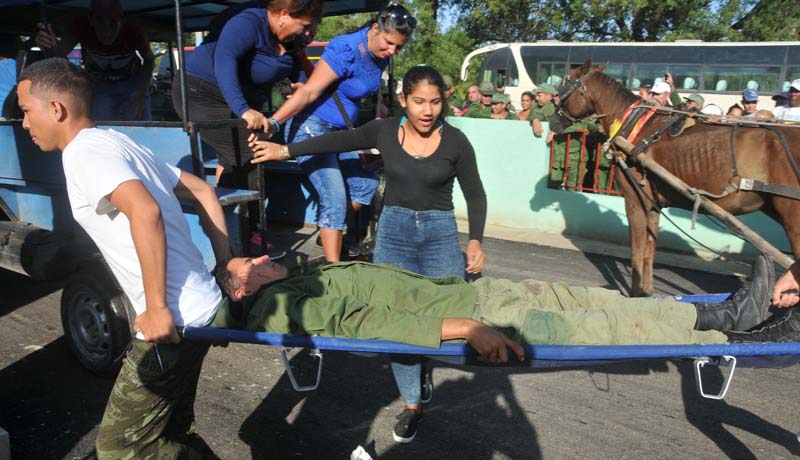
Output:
top-left (538, 62), bottom-right (567, 85)
top-left (784, 66), bottom-right (800, 92)
top-left (521, 46), bottom-right (569, 84)
top-left (481, 47), bottom-right (514, 87)
top-left (668, 66), bottom-right (701, 90)
top-left (706, 66), bottom-right (781, 93)
top-left (633, 64), bottom-right (701, 90)
top-left (603, 63), bottom-right (633, 87)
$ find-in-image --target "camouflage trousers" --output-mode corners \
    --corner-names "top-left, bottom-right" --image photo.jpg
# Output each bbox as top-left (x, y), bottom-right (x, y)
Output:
top-left (472, 278), bottom-right (727, 345)
top-left (95, 338), bottom-right (217, 460)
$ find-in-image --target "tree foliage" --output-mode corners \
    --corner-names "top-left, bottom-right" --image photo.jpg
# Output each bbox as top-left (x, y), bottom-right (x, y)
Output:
top-left (315, 1), bottom-right (476, 86)
top-left (442, 0), bottom-right (799, 42)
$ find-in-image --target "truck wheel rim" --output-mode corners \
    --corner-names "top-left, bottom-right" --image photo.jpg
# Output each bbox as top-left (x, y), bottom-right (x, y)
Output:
top-left (69, 290), bottom-right (113, 365)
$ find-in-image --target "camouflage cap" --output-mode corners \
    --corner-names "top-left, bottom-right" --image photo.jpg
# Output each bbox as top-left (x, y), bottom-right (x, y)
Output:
top-left (478, 81), bottom-right (495, 96)
top-left (534, 83), bottom-right (558, 95)
top-left (684, 93), bottom-right (705, 105)
top-left (491, 93), bottom-right (510, 104)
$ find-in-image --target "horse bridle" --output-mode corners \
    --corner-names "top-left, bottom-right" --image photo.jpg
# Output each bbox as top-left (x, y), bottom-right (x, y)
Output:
top-left (554, 74), bottom-right (589, 125)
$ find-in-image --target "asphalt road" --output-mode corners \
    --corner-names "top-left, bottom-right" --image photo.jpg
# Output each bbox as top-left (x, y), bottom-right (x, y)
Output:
top-left (2, 235), bottom-right (799, 460)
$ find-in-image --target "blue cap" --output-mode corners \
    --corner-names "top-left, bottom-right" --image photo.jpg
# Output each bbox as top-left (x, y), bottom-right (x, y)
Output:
top-left (742, 88), bottom-right (759, 102)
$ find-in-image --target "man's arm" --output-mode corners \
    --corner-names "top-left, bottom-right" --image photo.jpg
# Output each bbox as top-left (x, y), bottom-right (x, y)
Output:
top-left (109, 179), bottom-right (179, 343)
top-left (173, 171), bottom-right (231, 265)
top-left (442, 318), bottom-right (525, 364)
top-left (133, 44), bottom-right (155, 119)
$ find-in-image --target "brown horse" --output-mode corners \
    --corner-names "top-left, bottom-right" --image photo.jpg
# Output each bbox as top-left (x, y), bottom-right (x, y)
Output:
top-left (554, 60), bottom-right (800, 296)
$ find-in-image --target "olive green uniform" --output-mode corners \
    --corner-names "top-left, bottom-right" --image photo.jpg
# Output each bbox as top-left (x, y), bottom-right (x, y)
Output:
top-left (527, 102), bottom-right (555, 122)
top-left (219, 262), bottom-right (725, 347)
top-left (464, 102), bottom-right (492, 119)
top-left (447, 93), bottom-right (464, 116)
top-left (550, 118), bottom-right (599, 189)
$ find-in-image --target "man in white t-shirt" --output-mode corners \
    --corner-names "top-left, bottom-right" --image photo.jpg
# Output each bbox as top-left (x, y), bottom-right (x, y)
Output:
top-left (18, 57), bottom-right (228, 459)
top-left (773, 79), bottom-right (800, 122)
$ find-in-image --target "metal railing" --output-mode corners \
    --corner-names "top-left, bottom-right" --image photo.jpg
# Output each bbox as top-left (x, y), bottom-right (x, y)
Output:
top-left (548, 130), bottom-right (621, 195)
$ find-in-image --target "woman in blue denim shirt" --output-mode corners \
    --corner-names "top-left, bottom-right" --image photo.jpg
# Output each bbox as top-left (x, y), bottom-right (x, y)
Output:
top-left (261, 3), bottom-right (416, 262)
top-left (251, 65), bottom-right (487, 445)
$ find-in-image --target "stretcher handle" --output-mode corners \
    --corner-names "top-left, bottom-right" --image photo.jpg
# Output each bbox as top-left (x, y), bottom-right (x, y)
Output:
top-left (280, 347), bottom-right (324, 392)
top-left (694, 355), bottom-right (737, 400)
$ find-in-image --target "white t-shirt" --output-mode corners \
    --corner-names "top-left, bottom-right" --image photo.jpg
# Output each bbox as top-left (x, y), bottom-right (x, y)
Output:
top-left (773, 106), bottom-right (800, 122)
top-left (62, 128), bottom-right (221, 332)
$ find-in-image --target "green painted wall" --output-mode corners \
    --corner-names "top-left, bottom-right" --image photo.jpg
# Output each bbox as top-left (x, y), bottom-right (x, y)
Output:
top-left (449, 117), bottom-right (791, 259)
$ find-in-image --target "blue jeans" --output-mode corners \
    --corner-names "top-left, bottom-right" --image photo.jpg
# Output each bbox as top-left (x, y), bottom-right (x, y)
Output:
top-left (92, 77), bottom-right (152, 121)
top-left (287, 114), bottom-right (378, 230)
top-left (374, 206), bottom-right (465, 405)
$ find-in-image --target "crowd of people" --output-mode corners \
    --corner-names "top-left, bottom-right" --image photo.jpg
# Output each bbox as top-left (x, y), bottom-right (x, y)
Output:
top-left (8, 1), bottom-right (800, 458)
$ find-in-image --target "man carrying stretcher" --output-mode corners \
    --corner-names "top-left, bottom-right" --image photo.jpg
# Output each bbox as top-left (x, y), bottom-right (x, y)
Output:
top-left (210, 254), bottom-right (800, 362)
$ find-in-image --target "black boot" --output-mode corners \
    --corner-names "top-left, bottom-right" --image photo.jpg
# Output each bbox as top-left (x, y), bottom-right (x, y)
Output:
top-left (694, 254), bottom-right (774, 331)
top-left (725, 308), bottom-right (800, 343)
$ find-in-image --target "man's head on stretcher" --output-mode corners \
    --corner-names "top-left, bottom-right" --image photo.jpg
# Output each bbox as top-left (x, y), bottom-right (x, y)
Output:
top-left (213, 255), bottom-right (800, 363)
top-left (218, 256), bottom-right (289, 300)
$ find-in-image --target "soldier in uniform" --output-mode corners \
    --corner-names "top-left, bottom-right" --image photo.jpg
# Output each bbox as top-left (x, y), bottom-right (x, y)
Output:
top-left (489, 93), bottom-right (516, 120)
top-left (442, 74), bottom-right (463, 117)
top-left (464, 80), bottom-right (494, 119)
top-left (547, 117), bottom-right (600, 189)
top-left (529, 83), bottom-right (557, 137)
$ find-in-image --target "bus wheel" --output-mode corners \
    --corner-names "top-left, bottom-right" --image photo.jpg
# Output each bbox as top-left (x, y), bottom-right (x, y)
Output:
top-left (60, 267), bottom-right (133, 378)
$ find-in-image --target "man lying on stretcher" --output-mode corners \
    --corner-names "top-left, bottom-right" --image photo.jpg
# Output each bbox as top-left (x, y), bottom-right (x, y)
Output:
top-left (208, 254), bottom-right (800, 363)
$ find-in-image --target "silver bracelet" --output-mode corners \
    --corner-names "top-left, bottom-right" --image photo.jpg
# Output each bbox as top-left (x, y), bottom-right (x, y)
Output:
top-left (280, 145), bottom-right (291, 160)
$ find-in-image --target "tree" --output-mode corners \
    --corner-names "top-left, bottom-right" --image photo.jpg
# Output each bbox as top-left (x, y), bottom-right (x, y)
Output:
top-left (443, 0), bottom-right (799, 42)
top-left (314, 1), bottom-right (476, 87)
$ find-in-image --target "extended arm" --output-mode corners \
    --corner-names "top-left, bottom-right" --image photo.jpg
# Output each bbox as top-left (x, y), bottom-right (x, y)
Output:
top-left (263, 59), bottom-right (341, 135)
top-left (442, 319), bottom-right (525, 363)
top-left (250, 118), bottom-right (385, 163)
top-left (109, 180), bottom-right (179, 343)
top-left (454, 134), bottom-right (487, 274)
top-left (173, 171), bottom-right (231, 265)
top-left (133, 31), bottom-right (155, 119)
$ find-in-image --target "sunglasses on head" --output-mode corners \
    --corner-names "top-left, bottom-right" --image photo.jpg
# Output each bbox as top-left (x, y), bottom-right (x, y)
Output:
top-left (379, 3), bottom-right (417, 30)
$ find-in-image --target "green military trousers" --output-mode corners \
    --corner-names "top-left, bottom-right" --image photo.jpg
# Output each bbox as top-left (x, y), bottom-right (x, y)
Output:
top-left (472, 278), bottom-right (728, 345)
top-left (93, 296), bottom-right (241, 460)
top-left (550, 132), bottom-right (584, 189)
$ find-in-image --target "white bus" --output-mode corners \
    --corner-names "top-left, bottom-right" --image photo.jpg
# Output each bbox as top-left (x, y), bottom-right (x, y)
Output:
top-left (460, 41), bottom-right (800, 111)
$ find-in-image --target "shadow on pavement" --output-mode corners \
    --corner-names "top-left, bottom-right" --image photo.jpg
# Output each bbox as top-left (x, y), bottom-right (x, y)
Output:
top-left (0, 336), bottom-right (112, 460)
top-left (239, 352), bottom-right (543, 459)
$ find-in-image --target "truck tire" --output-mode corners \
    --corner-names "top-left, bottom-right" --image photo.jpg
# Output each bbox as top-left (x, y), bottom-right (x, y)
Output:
top-left (60, 267), bottom-right (133, 377)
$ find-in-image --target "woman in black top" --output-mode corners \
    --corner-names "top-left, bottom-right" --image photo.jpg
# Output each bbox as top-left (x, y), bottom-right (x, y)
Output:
top-left (250, 65), bottom-right (486, 442)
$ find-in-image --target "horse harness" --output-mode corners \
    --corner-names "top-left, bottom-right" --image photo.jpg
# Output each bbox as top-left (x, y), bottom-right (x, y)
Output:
top-left (600, 100), bottom-right (800, 222)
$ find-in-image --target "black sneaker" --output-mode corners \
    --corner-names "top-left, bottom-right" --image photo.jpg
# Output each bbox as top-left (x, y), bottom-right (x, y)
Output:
top-left (392, 409), bottom-right (422, 444)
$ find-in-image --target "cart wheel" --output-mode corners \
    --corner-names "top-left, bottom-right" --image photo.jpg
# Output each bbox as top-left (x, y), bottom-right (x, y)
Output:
top-left (60, 267), bottom-right (133, 377)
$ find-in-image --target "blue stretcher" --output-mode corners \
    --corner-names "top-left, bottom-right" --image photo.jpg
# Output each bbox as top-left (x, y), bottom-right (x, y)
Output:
top-left (181, 293), bottom-right (800, 399)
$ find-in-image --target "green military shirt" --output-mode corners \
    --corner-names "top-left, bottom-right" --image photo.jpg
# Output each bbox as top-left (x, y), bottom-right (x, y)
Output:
top-left (243, 262), bottom-right (478, 349)
top-left (564, 118), bottom-right (598, 134)
top-left (527, 102), bottom-right (555, 122)
top-left (448, 93), bottom-right (464, 115)
top-left (464, 102), bottom-right (492, 119)
top-left (669, 90), bottom-right (682, 108)
top-left (491, 111), bottom-right (518, 120)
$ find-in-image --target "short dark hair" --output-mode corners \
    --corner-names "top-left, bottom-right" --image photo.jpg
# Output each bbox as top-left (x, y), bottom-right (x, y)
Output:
top-left (213, 259), bottom-right (238, 299)
top-left (268, 0), bottom-right (324, 22)
top-left (402, 65), bottom-right (446, 121)
top-left (522, 91), bottom-right (535, 100)
top-left (18, 58), bottom-right (92, 116)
